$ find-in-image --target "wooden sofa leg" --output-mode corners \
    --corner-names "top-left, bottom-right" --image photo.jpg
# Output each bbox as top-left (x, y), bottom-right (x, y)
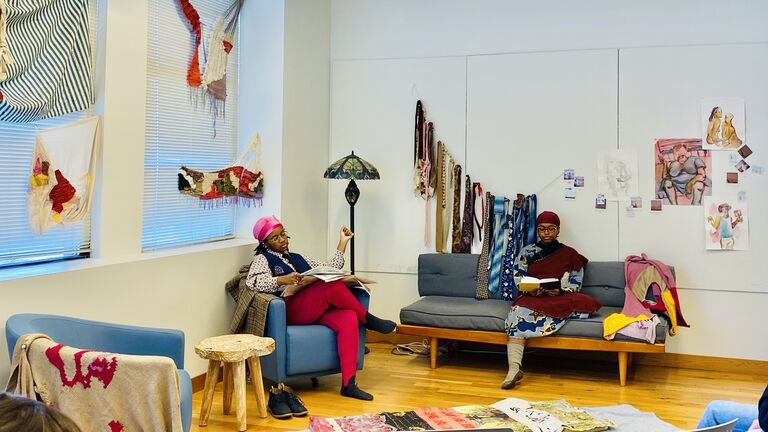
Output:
top-left (618, 351), bottom-right (628, 386)
top-left (430, 337), bottom-right (438, 369)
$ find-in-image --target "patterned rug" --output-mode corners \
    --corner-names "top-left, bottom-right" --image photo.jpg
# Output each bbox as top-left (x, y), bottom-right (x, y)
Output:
top-left (309, 399), bottom-right (616, 432)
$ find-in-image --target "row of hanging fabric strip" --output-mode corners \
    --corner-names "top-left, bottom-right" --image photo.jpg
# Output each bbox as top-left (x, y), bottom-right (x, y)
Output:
top-left (413, 100), bottom-right (537, 301)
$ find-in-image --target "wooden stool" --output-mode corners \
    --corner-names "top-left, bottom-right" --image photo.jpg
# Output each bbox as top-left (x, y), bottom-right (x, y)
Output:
top-left (195, 334), bottom-right (275, 431)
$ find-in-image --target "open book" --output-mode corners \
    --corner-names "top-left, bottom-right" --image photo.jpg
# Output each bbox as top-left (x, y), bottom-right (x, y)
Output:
top-left (518, 276), bottom-right (560, 293)
top-left (300, 267), bottom-right (377, 293)
top-left (301, 266), bottom-right (348, 282)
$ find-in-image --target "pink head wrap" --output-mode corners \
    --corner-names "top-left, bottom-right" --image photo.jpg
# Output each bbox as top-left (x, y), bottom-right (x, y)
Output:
top-left (536, 211), bottom-right (560, 227)
top-left (253, 216), bottom-right (283, 242)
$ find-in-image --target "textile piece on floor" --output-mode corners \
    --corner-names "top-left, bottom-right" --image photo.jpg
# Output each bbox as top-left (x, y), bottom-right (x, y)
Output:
top-left (27, 117), bottom-right (100, 234)
top-left (582, 405), bottom-right (681, 432)
top-left (6, 333), bottom-right (183, 432)
top-left (0, 0), bottom-right (93, 122)
top-left (309, 400), bottom-right (614, 432)
top-left (178, 132), bottom-right (265, 207)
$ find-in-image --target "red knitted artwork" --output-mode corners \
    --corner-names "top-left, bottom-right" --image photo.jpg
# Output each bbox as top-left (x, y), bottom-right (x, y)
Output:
top-left (200, 183), bottom-right (224, 200)
top-left (178, 0), bottom-right (202, 87)
top-left (108, 420), bottom-right (125, 432)
top-left (49, 170), bottom-right (75, 214)
top-left (45, 344), bottom-right (118, 389)
top-left (0, 90), bottom-right (4, 101)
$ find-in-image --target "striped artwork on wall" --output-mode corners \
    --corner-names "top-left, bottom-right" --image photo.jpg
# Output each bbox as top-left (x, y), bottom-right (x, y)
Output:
top-left (0, 0), bottom-right (93, 123)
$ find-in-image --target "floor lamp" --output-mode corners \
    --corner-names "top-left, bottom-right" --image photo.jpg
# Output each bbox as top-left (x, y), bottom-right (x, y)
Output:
top-left (323, 151), bottom-right (380, 274)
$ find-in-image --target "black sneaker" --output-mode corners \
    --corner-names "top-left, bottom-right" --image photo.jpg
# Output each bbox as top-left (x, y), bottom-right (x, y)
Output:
top-left (279, 384), bottom-right (308, 417)
top-left (267, 386), bottom-right (292, 419)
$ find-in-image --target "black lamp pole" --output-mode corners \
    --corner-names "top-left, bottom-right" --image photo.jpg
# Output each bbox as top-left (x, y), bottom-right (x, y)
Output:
top-left (344, 179), bottom-right (360, 274)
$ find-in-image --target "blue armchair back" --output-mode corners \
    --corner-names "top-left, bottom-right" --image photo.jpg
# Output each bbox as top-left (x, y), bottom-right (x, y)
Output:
top-left (5, 313), bottom-right (192, 432)
top-left (259, 290), bottom-right (369, 383)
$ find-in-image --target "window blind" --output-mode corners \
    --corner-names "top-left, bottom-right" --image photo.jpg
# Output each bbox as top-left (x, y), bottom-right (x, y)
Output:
top-left (143, 0), bottom-right (238, 251)
top-left (0, 1), bottom-right (97, 268)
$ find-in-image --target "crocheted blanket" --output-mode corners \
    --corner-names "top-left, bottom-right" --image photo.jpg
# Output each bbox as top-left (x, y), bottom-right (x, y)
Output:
top-left (6, 333), bottom-right (183, 432)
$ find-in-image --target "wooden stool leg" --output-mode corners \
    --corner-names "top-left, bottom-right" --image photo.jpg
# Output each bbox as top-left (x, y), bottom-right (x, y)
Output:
top-left (233, 360), bottom-right (248, 431)
top-left (199, 360), bottom-right (221, 427)
top-left (223, 362), bottom-right (233, 415)
top-left (247, 357), bottom-right (268, 418)
top-left (430, 337), bottom-right (438, 369)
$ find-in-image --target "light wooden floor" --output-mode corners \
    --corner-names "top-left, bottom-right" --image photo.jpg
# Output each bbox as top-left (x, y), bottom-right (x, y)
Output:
top-left (190, 342), bottom-right (765, 432)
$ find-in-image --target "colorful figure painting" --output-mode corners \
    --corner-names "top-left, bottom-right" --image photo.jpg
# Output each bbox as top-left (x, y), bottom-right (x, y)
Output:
top-left (655, 138), bottom-right (712, 206)
top-left (701, 97), bottom-right (745, 150)
top-left (703, 196), bottom-right (748, 250)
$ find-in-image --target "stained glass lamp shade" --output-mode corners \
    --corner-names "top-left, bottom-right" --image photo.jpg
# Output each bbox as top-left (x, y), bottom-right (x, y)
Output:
top-left (323, 151), bottom-right (380, 273)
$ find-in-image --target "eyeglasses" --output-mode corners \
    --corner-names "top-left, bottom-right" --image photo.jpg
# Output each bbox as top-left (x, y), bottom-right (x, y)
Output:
top-left (537, 225), bottom-right (558, 233)
top-left (266, 231), bottom-right (289, 242)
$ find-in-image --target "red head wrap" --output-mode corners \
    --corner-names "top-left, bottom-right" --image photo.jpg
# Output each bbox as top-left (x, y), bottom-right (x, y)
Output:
top-left (536, 211), bottom-right (560, 227)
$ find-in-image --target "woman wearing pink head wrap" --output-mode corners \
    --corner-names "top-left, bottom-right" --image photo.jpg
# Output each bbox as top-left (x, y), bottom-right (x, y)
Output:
top-left (500, 210), bottom-right (592, 390)
top-left (246, 215), bottom-right (395, 402)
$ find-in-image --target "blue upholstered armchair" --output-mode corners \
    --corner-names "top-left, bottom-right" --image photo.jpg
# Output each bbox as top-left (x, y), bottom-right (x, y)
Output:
top-left (5, 313), bottom-right (192, 432)
top-left (259, 290), bottom-right (369, 383)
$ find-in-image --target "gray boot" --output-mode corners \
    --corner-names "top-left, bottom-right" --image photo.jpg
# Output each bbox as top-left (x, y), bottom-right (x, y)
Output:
top-left (501, 339), bottom-right (525, 389)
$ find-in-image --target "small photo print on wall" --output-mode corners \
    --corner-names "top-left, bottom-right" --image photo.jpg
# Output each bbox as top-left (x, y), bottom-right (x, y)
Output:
top-left (595, 193), bottom-right (606, 209)
top-left (630, 197), bottom-right (642, 209)
top-left (563, 168), bottom-right (575, 180)
top-left (726, 172), bottom-right (739, 184)
top-left (704, 196), bottom-right (748, 250)
top-left (738, 145), bottom-right (753, 159)
top-left (574, 176), bottom-right (585, 187)
top-left (701, 97), bottom-right (745, 150)
top-left (650, 199), bottom-right (663, 212)
top-left (654, 138), bottom-right (711, 206)
top-left (564, 187), bottom-right (576, 199)
top-left (736, 160), bottom-right (750, 173)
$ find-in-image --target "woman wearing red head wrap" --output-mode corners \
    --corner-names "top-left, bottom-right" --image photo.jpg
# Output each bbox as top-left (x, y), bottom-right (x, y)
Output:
top-left (500, 211), bottom-right (593, 390)
top-left (246, 216), bottom-right (395, 402)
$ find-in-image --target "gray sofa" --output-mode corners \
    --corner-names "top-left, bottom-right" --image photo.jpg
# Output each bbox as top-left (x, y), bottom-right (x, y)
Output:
top-left (396, 253), bottom-right (669, 385)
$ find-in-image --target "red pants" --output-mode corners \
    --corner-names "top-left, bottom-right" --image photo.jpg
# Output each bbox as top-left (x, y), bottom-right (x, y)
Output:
top-left (284, 280), bottom-right (366, 385)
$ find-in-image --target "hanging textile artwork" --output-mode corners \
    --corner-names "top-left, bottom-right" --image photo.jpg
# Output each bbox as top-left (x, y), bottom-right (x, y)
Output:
top-left (178, 0), bottom-right (244, 115)
top-left (476, 193), bottom-right (537, 300)
top-left (413, 100), bottom-right (438, 245)
top-left (28, 117), bottom-right (100, 234)
top-left (178, 133), bottom-right (264, 207)
top-left (450, 164), bottom-right (463, 253)
top-left (0, 0), bottom-right (93, 122)
top-left (0, 0), bottom-right (13, 85)
top-left (434, 142), bottom-right (456, 253)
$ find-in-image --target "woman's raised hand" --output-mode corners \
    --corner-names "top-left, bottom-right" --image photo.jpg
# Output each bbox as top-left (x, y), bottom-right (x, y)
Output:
top-left (340, 226), bottom-right (354, 242)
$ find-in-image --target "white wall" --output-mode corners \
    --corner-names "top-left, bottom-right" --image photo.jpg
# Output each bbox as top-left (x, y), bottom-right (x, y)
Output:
top-left (281, 0), bottom-right (332, 259)
top-left (328, 0), bottom-right (768, 361)
top-left (0, 0), bottom-right (293, 381)
top-left (331, 0), bottom-right (768, 59)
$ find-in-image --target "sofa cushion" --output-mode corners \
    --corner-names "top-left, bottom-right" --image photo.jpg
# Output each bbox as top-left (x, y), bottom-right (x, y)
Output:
top-left (581, 262), bottom-right (626, 308)
top-left (400, 298), bottom-right (667, 344)
top-left (557, 306), bottom-right (668, 344)
top-left (400, 296), bottom-right (511, 332)
top-left (419, 254), bottom-right (487, 298)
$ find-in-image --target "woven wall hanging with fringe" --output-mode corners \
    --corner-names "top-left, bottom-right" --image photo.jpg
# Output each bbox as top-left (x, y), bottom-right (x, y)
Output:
top-left (178, 133), bottom-right (265, 208)
top-left (178, 0), bottom-right (243, 118)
